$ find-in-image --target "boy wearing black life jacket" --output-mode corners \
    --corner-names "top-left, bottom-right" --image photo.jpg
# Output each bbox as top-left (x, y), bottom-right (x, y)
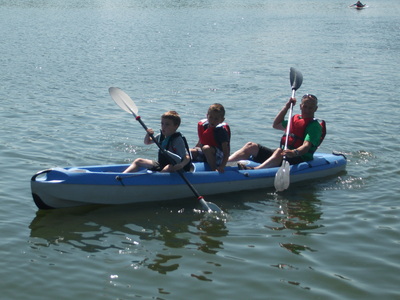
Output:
top-left (229, 94), bottom-right (325, 170)
top-left (190, 103), bottom-right (231, 173)
top-left (123, 111), bottom-right (191, 173)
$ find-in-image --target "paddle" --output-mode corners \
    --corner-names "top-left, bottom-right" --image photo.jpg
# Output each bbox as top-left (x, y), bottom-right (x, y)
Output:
top-left (274, 67), bottom-right (303, 192)
top-left (109, 87), bottom-right (222, 213)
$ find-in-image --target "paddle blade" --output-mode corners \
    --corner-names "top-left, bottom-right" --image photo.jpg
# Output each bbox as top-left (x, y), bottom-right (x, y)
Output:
top-left (274, 160), bottom-right (291, 192)
top-left (198, 197), bottom-right (222, 213)
top-left (290, 67), bottom-right (303, 91)
top-left (109, 87), bottom-right (139, 116)
top-left (282, 161), bottom-right (291, 190)
top-left (206, 201), bottom-right (223, 213)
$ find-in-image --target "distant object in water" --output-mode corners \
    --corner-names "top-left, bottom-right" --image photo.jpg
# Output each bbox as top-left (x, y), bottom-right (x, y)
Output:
top-left (350, 1), bottom-right (367, 9)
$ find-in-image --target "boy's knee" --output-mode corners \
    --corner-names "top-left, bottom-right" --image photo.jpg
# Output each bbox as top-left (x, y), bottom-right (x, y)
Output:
top-left (244, 142), bottom-right (258, 152)
top-left (135, 158), bottom-right (145, 164)
top-left (202, 145), bottom-right (215, 154)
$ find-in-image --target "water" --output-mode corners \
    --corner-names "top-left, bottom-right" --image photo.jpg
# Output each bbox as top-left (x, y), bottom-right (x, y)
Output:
top-left (1, 0), bottom-right (400, 299)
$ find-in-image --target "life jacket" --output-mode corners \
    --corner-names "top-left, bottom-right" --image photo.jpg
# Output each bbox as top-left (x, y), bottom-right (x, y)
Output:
top-left (158, 132), bottom-right (192, 172)
top-left (198, 119), bottom-right (231, 149)
top-left (280, 114), bottom-right (326, 153)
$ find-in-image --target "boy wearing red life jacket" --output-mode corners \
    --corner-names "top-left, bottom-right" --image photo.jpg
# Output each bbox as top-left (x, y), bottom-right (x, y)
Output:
top-left (229, 94), bottom-right (324, 170)
top-left (191, 103), bottom-right (231, 173)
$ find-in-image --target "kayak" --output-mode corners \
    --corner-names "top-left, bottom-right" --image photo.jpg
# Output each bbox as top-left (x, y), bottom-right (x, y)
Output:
top-left (31, 152), bottom-right (346, 209)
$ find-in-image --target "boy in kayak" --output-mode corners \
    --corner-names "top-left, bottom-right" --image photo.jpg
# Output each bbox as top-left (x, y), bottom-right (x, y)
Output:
top-left (190, 103), bottom-right (231, 173)
top-left (228, 94), bottom-right (323, 170)
top-left (123, 111), bottom-right (190, 173)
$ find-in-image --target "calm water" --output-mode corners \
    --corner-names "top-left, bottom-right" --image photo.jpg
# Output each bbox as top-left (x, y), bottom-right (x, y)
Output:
top-left (1, 0), bottom-right (399, 299)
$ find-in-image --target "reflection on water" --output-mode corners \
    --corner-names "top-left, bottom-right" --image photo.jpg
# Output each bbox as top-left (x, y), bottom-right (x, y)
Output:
top-left (29, 183), bottom-right (328, 272)
top-left (270, 192), bottom-right (323, 233)
top-left (269, 188), bottom-right (323, 255)
top-left (29, 202), bottom-right (228, 274)
top-left (148, 254), bottom-right (181, 274)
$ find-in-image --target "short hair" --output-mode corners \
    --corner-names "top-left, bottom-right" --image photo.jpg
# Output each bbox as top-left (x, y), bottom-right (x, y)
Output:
top-left (207, 103), bottom-right (225, 118)
top-left (162, 110), bottom-right (181, 127)
top-left (302, 94), bottom-right (318, 105)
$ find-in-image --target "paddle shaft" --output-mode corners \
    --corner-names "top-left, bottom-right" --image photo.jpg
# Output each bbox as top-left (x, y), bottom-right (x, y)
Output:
top-left (284, 67), bottom-right (303, 152)
top-left (283, 89), bottom-right (296, 151)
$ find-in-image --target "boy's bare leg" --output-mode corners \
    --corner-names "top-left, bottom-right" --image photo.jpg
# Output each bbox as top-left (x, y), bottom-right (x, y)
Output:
top-left (228, 142), bottom-right (259, 161)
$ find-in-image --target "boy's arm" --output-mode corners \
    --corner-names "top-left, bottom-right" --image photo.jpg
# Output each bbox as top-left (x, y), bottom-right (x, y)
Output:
top-left (217, 141), bottom-right (230, 173)
top-left (165, 154), bottom-right (190, 172)
top-left (162, 152), bottom-right (189, 172)
top-left (144, 128), bottom-right (155, 145)
top-left (162, 136), bottom-right (189, 172)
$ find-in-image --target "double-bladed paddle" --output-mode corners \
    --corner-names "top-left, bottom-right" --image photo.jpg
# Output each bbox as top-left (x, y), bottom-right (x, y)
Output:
top-left (109, 87), bottom-right (222, 213)
top-left (274, 67), bottom-right (303, 192)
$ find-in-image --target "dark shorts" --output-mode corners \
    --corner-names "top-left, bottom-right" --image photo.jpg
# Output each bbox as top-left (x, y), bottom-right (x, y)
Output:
top-left (149, 160), bottom-right (163, 172)
top-left (254, 144), bottom-right (304, 165)
top-left (149, 160), bottom-right (191, 172)
top-left (286, 156), bottom-right (304, 165)
top-left (253, 145), bottom-right (274, 163)
top-left (193, 146), bottom-right (224, 165)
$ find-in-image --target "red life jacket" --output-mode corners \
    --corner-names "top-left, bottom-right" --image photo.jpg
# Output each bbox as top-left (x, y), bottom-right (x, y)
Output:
top-left (198, 119), bottom-right (231, 148)
top-left (280, 114), bottom-right (326, 152)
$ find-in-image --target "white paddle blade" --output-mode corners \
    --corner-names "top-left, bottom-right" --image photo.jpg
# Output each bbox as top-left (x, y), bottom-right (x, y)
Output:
top-left (274, 160), bottom-right (291, 192)
top-left (109, 87), bottom-right (139, 116)
top-left (205, 200), bottom-right (223, 213)
top-left (282, 161), bottom-right (290, 190)
top-left (199, 197), bottom-right (221, 213)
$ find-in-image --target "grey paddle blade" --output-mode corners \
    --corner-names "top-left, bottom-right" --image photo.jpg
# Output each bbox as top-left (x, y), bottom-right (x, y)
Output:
top-left (290, 67), bottom-right (303, 91)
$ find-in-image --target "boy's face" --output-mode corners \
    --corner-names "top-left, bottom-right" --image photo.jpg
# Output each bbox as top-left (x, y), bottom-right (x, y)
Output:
top-left (207, 111), bottom-right (224, 127)
top-left (300, 98), bottom-right (318, 118)
top-left (161, 118), bottom-right (179, 137)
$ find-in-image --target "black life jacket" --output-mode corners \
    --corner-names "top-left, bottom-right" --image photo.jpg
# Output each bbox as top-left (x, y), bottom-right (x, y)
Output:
top-left (158, 132), bottom-right (192, 172)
